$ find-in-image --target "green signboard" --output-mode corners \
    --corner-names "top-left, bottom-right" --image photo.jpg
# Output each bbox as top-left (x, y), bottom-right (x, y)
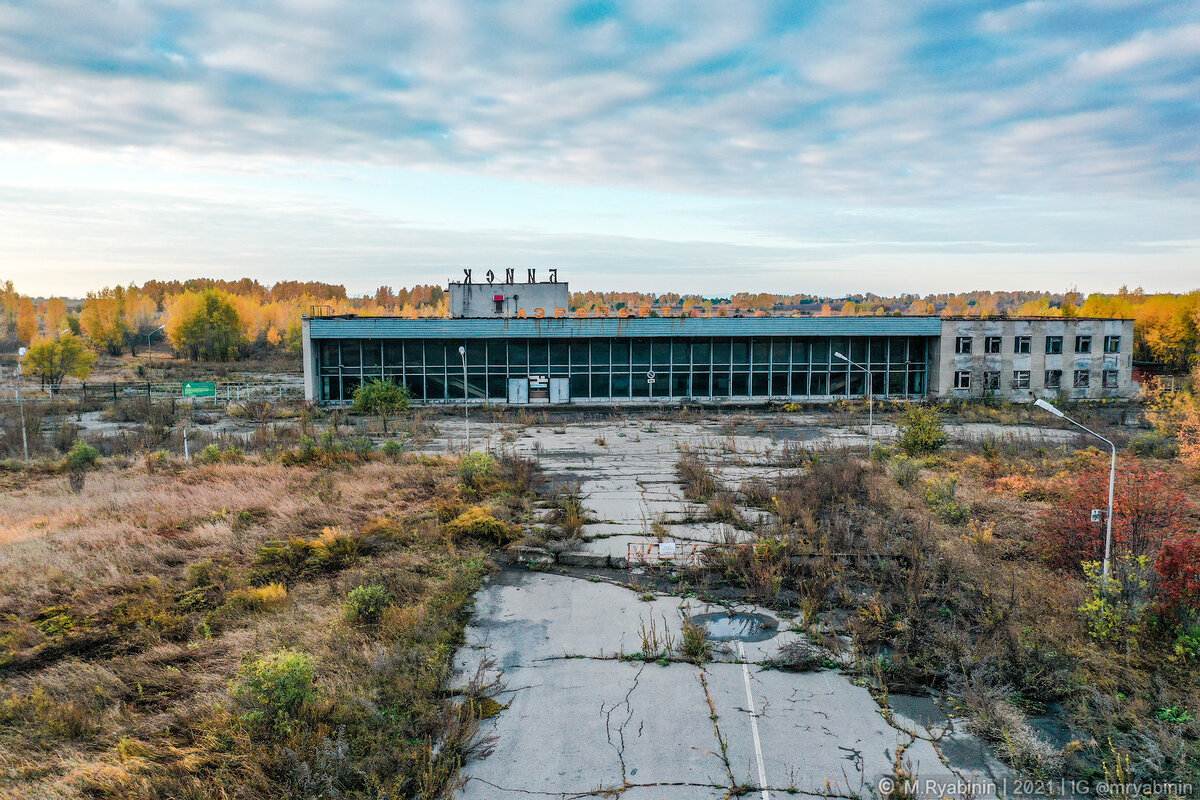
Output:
top-left (182, 382), bottom-right (216, 397)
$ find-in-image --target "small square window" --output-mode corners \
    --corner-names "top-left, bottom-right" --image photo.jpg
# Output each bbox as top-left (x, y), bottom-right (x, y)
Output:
top-left (1014, 336), bottom-right (1031, 354)
top-left (1073, 369), bottom-right (1090, 388)
top-left (1045, 336), bottom-right (1063, 354)
top-left (1075, 335), bottom-right (1092, 354)
top-left (1045, 369), bottom-right (1062, 389)
top-left (983, 371), bottom-right (1000, 390)
top-left (955, 336), bottom-right (973, 354)
top-left (1104, 335), bottom-right (1121, 353)
top-left (984, 336), bottom-right (1002, 354)
top-left (954, 370), bottom-right (971, 389)
top-left (1013, 370), bottom-right (1030, 389)
top-left (1103, 370), bottom-right (1119, 388)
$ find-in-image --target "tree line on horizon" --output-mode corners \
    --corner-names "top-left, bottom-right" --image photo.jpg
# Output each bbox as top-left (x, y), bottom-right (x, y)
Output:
top-left (1, 279), bottom-right (1198, 384)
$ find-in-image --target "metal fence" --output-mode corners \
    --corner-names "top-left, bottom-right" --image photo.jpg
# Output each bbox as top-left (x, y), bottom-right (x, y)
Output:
top-left (0, 380), bottom-right (305, 404)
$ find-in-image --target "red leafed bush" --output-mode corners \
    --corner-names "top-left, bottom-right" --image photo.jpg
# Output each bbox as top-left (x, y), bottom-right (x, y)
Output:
top-left (1156, 534), bottom-right (1200, 614)
top-left (1037, 462), bottom-right (1190, 570)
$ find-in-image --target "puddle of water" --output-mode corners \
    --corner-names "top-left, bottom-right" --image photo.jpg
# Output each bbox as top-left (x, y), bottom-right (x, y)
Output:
top-left (689, 611), bottom-right (779, 642)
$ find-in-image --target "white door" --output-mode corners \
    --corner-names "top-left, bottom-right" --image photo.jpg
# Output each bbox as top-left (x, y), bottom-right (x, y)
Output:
top-left (549, 378), bottom-right (569, 403)
top-left (507, 378), bottom-right (529, 404)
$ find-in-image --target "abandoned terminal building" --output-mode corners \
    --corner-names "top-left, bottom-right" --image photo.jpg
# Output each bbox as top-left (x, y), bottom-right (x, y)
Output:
top-left (301, 276), bottom-right (1135, 406)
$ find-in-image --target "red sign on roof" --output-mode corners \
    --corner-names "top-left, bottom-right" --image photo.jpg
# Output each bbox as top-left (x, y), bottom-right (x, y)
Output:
top-left (493, 294), bottom-right (504, 302)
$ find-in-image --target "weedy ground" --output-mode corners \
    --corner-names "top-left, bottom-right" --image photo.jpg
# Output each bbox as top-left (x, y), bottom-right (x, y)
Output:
top-left (676, 429), bottom-right (1200, 785)
top-left (0, 447), bottom-right (535, 799)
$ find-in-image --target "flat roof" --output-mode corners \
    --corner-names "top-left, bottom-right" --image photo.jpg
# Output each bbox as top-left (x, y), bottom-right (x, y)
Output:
top-left (306, 315), bottom-right (945, 339)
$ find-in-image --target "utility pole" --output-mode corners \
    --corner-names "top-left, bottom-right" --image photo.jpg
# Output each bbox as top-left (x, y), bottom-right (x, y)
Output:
top-left (458, 345), bottom-right (469, 452)
top-left (834, 351), bottom-right (873, 458)
top-left (15, 346), bottom-right (29, 464)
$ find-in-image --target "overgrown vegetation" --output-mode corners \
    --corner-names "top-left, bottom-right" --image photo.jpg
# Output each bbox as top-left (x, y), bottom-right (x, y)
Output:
top-left (0, 439), bottom-right (536, 799)
top-left (699, 427), bottom-right (1200, 785)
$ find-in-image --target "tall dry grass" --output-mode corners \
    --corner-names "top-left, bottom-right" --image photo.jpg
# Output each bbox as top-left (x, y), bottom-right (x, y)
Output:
top-left (0, 452), bottom-right (509, 800)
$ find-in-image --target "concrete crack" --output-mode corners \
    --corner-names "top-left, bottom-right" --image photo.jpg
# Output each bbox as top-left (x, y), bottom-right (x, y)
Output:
top-left (600, 662), bottom-right (644, 786)
top-left (696, 666), bottom-right (737, 788)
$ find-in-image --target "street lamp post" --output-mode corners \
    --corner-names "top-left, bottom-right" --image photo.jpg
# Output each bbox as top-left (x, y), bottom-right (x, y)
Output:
top-left (1034, 398), bottom-right (1116, 579)
top-left (458, 345), bottom-right (469, 452)
top-left (146, 324), bottom-right (166, 362)
top-left (834, 351), bottom-right (873, 457)
top-left (15, 346), bottom-right (29, 464)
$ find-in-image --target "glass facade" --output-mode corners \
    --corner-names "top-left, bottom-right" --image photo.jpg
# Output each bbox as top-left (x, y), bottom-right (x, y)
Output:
top-left (316, 335), bottom-right (930, 403)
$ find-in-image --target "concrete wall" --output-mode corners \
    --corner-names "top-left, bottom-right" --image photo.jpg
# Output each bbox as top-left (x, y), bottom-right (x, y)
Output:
top-left (301, 317), bottom-right (319, 402)
top-left (448, 281), bottom-right (570, 318)
top-left (934, 317), bottom-right (1135, 401)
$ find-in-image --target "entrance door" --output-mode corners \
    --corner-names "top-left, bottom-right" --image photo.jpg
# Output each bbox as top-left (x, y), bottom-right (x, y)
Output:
top-left (507, 378), bottom-right (529, 404)
top-left (549, 377), bottom-right (569, 403)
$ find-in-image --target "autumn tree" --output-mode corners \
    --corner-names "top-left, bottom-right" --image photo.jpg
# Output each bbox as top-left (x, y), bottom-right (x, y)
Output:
top-left (15, 297), bottom-right (37, 344)
top-left (25, 336), bottom-right (96, 388)
top-left (167, 289), bottom-right (245, 361)
top-left (80, 286), bottom-right (130, 355)
top-left (1038, 461), bottom-right (1190, 570)
top-left (1156, 534), bottom-right (1200, 619)
top-left (43, 297), bottom-right (67, 337)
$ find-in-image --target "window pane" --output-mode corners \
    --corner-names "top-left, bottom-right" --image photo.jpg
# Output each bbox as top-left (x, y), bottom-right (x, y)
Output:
top-left (529, 340), bottom-right (549, 369)
top-left (713, 339), bottom-right (731, 365)
top-left (611, 340), bottom-right (630, 366)
top-left (343, 340), bottom-right (361, 367)
top-left (732, 338), bottom-right (750, 365)
top-left (591, 340), bottom-right (610, 365)
top-left (631, 338), bottom-right (651, 365)
top-left (508, 340), bottom-right (527, 366)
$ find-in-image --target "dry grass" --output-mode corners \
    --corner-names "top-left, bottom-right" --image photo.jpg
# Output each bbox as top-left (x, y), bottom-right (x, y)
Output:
top-left (0, 450), bottom-right (521, 799)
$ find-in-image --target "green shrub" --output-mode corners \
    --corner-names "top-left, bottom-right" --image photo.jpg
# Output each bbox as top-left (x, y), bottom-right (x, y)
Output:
top-left (381, 440), bottom-right (404, 459)
top-left (199, 444), bottom-right (223, 464)
top-left (1127, 431), bottom-right (1179, 459)
top-left (233, 650), bottom-right (317, 733)
top-left (897, 406), bottom-right (948, 456)
top-left (457, 452), bottom-right (495, 489)
top-left (344, 584), bottom-right (393, 625)
top-left (351, 378), bottom-right (411, 433)
top-left (1079, 556), bottom-right (1151, 644)
top-left (65, 439), bottom-right (99, 471)
top-left (1156, 705), bottom-right (1193, 723)
top-left (890, 456), bottom-right (922, 489)
top-left (923, 477), bottom-right (969, 524)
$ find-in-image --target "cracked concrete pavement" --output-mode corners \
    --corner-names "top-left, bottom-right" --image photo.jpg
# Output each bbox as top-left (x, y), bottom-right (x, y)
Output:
top-left (446, 414), bottom-right (1018, 799)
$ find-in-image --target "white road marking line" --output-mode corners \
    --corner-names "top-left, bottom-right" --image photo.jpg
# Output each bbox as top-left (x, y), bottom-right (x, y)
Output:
top-left (738, 641), bottom-right (770, 800)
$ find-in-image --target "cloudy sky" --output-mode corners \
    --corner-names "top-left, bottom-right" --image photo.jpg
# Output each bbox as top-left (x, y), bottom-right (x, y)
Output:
top-left (2, 0), bottom-right (1198, 297)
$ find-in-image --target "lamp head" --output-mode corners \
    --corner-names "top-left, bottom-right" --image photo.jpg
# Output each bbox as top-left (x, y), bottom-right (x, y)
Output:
top-left (18, 347), bottom-right (26, 357)
top-left (457, 346), bottom-right (466, 356)
top-left (833, 351), bottom-right (848, 361)
top-left (1033, 398), bottom-right (1064, 417)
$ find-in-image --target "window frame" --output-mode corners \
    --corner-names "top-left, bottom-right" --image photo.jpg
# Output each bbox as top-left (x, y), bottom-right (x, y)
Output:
top-left (1104, 335), bottom-right (1121, 354)
top-left (984, 336), bottom-right (1002, 354)
top-left (955, 336), bottom-right (973, 355)
top-left (1075, 335), bottom-right (1092, 354)
top-left (1102, 370), bottom-right (1119, 389)
top-left (1014, 335), bottom-right (1031, 354)
top-left (1045, 336), bottom-right (1063, 355)
top-left (1073, 369), bottom-right (1090, 388)
top-left (982, 371), bottom-right (1000, 390)
top-left (954, 370), bottom-right (972, 390)
top-left (1012, 370), bottom-right (1031, 389)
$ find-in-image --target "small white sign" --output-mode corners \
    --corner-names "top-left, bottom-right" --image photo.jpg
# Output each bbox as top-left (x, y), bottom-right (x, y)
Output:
top-left (1091, 509), bottom-right (1103, 522)
top-left (659, 540), bottom-right (676, 558)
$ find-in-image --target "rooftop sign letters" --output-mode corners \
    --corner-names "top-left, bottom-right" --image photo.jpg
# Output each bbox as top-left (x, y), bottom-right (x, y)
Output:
top-left (461, 267), bottom-right (559, 285)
